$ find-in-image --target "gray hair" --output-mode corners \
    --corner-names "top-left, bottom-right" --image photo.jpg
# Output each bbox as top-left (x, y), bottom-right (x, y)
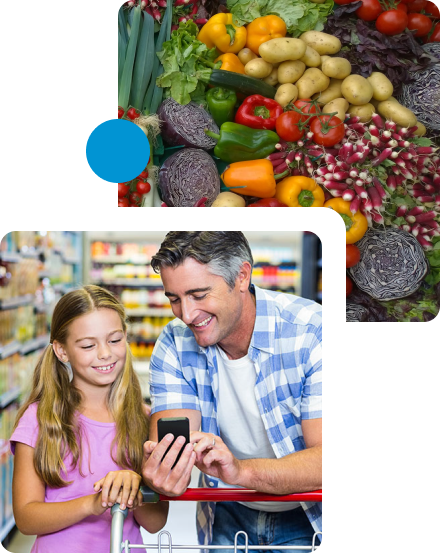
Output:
top-left (151, 232), bottom-right (254, 289)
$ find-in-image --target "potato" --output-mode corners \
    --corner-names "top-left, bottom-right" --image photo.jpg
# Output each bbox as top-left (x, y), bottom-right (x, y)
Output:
top-left (413, 122), bottom-right (427, 137)
top-left (323, 98), bottom-right (349, 124)
top-left (237, 48), bottom-right (258, 66)
top-left (263, 67), bottom-right (278, 86)
top-left (300, 46), bottom-right (321, 67)
top-left (367, 72), bottom-right (393, 101)
top-left (245, 58), bottom-right (273, 79)
top-left (274, 83), bottom-right (298, 107)
top-left (299, 31), bottom-right (342, 55)
top-left (277, 60), bottom-right (306, 84)
top-left (312, 78), bottom-right (343, 104)
top-left (377, 100), bottom-right (417, 127)
top-left (321, 57), bottom-right (352, 79)
top-left (341, 75), bottom-right (374, 105)
top-left (347, 103), bottom-right (376, 123)
top-left (259, 37), bottom-right (307, 64)
top-left (211, 192), bottom-right (246, 207)
top-left (296, 68), bottom-right (330, 99)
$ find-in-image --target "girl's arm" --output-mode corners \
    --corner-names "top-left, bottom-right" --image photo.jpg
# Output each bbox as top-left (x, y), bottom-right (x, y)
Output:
top-left (13, 442), bottom-right (106, 536)
top-left (133, 501), bottom-right (169, 534)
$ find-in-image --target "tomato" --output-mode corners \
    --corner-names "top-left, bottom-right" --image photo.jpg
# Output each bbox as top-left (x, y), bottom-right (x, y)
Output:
top-left (248, 198), bottom-right (288, 207)
top-left (118, 107), bottom-right (125, 119)
top-left (346, 244), bottom-right (361, 268)
top-left (399, 0), bottom-right (416, 3)
top-left (407, 0), bottom-right (427, 11)
top-left (346, 275), bottom-right (353, 296)
top-left (118, 197), bottom-right (129, 207)
top-left (137, 170), bottom-right (149, 179)
top-left (396, 1), bottom-right (408, 12)
top-left (310, 115), bottom-right (345, 147)
top-left (118, 183), bottom-right (130, 198)
top-left (407, 12), bottom-right (433, 35)
top-left (126, 107), bottom-right (140, 120)
top-left (275, 111), bottom-right (305, 142)
top-left (424, 0), bottom-right (440, 16)
top-left (129, 192), bottom-right (142, 206)
top-left (136, 181), bottom-right (151, 195)
top-left (356, 0), bottom-right (383, 21)
top-left (293, 99), bottom-right (320, 124)
top-left (376, 10), bottom-right (408, 35)
top-left (427, 21), bottom-right (440, 41)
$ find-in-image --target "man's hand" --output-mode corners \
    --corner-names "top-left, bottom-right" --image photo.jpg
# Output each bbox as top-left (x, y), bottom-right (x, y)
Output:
top-left (142, 434), bottom-right (196, 497)
top-left (190, 431), bottom-right (242, 485)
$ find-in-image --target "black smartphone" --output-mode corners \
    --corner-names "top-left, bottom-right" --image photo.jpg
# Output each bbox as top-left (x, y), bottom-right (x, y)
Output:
top-left (157, 417), bottom-right (190, 469)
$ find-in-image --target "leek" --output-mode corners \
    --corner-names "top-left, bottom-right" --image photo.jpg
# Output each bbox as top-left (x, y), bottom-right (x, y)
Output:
top-left (118, 4), bottom-right (141, 111)
top-left (130, 11), bottom-right (155, 111)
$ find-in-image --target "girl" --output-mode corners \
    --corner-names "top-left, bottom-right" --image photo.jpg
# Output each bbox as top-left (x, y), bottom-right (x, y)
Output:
top-left (10, 285), bottom-right (193, 553)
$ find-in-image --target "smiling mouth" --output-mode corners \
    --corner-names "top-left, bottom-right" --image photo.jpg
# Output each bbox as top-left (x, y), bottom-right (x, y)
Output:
top-left (92, 362), bottom-right (116, 372)
top-left (193, 316), bottom-right (213, 329)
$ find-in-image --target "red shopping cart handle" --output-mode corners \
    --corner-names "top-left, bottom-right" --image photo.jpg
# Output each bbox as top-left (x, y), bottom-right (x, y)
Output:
top-left (141, 486), bottom-right (322, 503)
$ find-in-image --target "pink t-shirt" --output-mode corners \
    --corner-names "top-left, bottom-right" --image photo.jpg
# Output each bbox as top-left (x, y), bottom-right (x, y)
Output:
top-left (10, 403), bottom-right (143, 553)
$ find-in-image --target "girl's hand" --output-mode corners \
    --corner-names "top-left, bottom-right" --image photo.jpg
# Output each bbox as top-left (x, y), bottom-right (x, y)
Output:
top-left (93, 470), bottom-right (143, 511)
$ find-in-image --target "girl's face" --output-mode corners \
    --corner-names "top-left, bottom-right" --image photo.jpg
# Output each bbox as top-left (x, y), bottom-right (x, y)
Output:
top-left (54, 308), bottom-right (127, 392)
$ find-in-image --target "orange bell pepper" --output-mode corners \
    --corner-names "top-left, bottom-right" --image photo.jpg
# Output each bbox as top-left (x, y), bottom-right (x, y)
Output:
top-left (197, 14), bottom-right (247, 54)
top-left (275, 176), bottom-right (325, 207)
top-left (221, 159), bottom-right (276, 198)
top-left (215, 53), bottom-right (246, 74)
top-left (245, 15), bottom-right (287, 55)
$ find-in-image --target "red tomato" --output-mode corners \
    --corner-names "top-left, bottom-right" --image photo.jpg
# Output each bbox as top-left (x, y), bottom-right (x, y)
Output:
top-left (407, 0), bottom-right (427, 11)
top-left (356, 0), bottom-right (383, 21)
top-left (346, 244), bottom-right (361, 268)
top-left (248, 198), bottom-right (288, 207)
top-left (407, 12), bottom-right (433, 35)
top-left (346, 275), bottom-right (353, 296)
top-left (310, 115), bottom-right (345, 147)
top-left (136, 181), bottom-right (151, 195)
top-left (275, 111), bottom-right (305, 142)
top-left (376, 10), bottom-right (408, 35)
top-left (424, 0), bottom-right (440, 16)
top-left (293, 99), bottom-right (320, 124)
top-left (118, 183), bottom-right (130, 198)
top-left (118, 197), bottom-right (129, 207)
top-left (129, 192), bottom-right (142, 206)
top-left (399, 0), bottom-right (416, 3)
top-left (396, 1), bottom-right (408, 12)
top-left (126, 107), bottom-right (140, 120)
top-left (118, 107), bottom-right (125, 119)
top-left (137, 170), bottom-right (149, 179)
top-left (428, 21), bottom-right (440, 41)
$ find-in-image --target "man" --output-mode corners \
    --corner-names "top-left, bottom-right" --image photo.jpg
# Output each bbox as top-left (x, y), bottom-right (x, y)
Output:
top-left (141, 231), bottom-right (322, 552)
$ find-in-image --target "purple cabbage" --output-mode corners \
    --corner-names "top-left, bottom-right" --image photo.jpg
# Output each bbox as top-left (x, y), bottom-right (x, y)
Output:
top-left (159, 148), bottom-right (220, 207)
top-left (158, 98), bottom-right (219, 150)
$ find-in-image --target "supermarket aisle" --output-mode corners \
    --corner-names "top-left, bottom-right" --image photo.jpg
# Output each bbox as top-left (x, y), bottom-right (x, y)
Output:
top-left (5, 468), bottom-right (200, 553)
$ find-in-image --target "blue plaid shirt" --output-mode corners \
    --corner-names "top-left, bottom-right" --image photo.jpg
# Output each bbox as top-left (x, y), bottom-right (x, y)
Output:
top-left (150, 285), bottom-right (322, 546)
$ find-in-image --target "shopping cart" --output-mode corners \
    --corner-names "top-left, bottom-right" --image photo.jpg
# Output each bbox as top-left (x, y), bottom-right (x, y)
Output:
top-left (110, 486), bottom-right (322, 553)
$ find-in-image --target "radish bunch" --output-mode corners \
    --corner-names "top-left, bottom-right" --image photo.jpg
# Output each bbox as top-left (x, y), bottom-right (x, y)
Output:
top-left (125, 0), bottom-right (207, 27)
top-left (266, 112), bottom-right (440, 250)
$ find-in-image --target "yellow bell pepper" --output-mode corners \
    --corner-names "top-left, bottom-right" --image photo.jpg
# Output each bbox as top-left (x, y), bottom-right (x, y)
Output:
top-left (221, 159), bottom-right (276, 198)
top-left (275, 176), bottom-right (324, 207)
top-left (197, 13), bottom-right (247, 54)
top-left (215, 53), bottom-right (246, 74)
top-left (245, 15), bottom-right (287, 55)
top-left (324, 198), bottom-right (368, 244)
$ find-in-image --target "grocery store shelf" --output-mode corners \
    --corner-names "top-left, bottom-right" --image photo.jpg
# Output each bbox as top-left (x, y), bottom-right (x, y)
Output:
top-left (0, 294), bottom-right (34, 310)
top-left (0, 251), bottom-right (21, 263)
top-left (92, 255), bottom-right (152, 265)
top-left (0, 386), bottom-right (21, 409)
top-left (0, 340), bottom-right (21, 360)
top-left (21, 334), bottom-right (50, 355)
top-left (91, 278), bottom-right (163, 287)
top-left (126, 308), bottom-right (173, 317)
top-left (0, 515), bottom-right (16, 543)
top-left (52, 283), bottom-right (74, 294)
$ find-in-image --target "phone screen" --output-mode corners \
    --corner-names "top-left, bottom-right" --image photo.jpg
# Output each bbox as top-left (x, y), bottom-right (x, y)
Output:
top-left (157, 417), bottom-right (190, 468)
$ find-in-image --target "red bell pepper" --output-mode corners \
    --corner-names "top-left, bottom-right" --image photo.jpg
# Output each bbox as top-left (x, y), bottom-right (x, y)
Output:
top-left (235, 95), bottom-right (283, 130)
top-left (248, 198), bottom-right (288, 207)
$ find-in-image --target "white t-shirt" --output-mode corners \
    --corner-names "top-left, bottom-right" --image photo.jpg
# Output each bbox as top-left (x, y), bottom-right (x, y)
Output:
top-left (216, 346), bottom-right (300, 512)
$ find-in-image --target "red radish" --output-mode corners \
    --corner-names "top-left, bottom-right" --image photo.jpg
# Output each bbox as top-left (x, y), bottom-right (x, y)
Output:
top-left (354, 183), bottom-right (368, 199)
top-left (386, 175), bottom-right (397, 191)
top-left (416, 235), bottom-right (433, 250)
top-left (371, 210), bottom-right (385, 224)
top-left (324, 181), bottom-right (348, 190)
top-left (350, 195), bottom-right (361, 214)
top-left (361, 196), bottom-right (373, 212)
top-left (342, 189), bottom-right (356, 201)
top-left (415, 211), bottom-right (437, 223)
top-left (367, 186), bottom-right (382, 209)
top-left (396, 205), bottom-right (408, 217)
top-left (371, 147), bottom-right (393, 166)
top-left (371, 113), bottom-right (384, 129)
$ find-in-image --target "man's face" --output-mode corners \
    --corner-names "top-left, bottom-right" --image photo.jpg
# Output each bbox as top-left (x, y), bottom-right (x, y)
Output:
top-left (161, 258), bottom-right (247, 348)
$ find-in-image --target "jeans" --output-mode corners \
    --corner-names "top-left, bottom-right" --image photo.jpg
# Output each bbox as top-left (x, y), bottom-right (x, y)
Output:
top-left (210, 502), bottom-right (318, 553)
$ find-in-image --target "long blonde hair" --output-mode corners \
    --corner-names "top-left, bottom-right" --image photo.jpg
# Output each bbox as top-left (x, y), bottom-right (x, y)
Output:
top-left (13, 285), bottom-right (149, 487)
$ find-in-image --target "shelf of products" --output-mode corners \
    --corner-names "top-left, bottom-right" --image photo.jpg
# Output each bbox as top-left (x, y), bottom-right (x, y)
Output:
top-left (0, 231), bottom-right (83, 542)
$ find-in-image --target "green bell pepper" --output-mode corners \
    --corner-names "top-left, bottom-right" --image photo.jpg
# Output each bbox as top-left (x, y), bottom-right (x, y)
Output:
top-left (206, 87), bottom-right (237, 128)
top-left (205, 122), bottom-right (279, 163)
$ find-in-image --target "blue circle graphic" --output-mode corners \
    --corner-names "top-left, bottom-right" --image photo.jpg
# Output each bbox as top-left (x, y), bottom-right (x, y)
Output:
top-left (86, 119), bottom-right (150, 183)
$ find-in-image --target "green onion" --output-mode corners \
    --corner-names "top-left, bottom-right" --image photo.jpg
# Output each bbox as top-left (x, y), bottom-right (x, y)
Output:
top-left (118, 4), bottom-right (142, 111)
